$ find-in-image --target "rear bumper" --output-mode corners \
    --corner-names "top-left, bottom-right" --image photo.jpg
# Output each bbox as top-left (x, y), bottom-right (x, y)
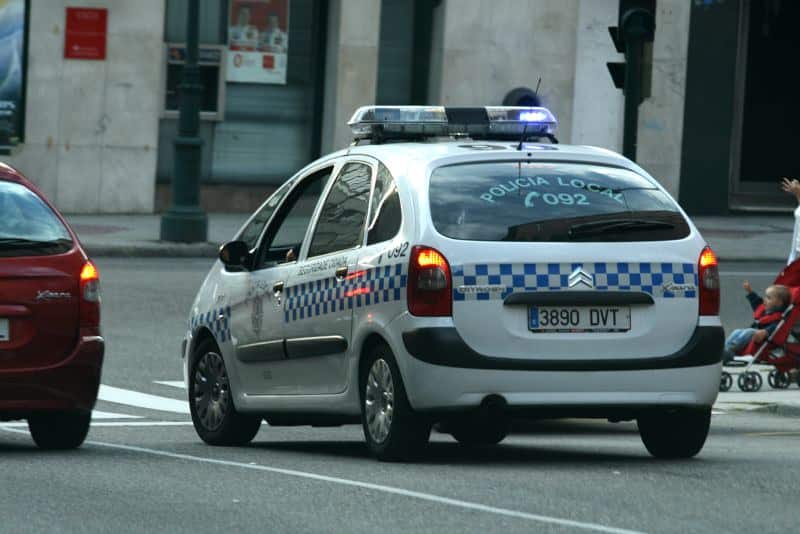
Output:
top-left (402, 326), bottom-right (724, 371)
top-left (0, 335), bottom-right (105, 418)
top-left (396, 325), bottom-right (722, 412)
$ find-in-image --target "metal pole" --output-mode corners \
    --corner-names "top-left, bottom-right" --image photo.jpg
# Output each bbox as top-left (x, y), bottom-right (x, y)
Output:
top-left (160, 0), bottom-right (208, 243)
top-left (622, 35), bottom-right (642, 161)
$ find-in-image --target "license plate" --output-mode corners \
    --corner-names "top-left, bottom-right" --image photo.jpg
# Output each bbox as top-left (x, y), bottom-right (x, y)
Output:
top-left (0, 318), bottom-right (8, 341)
top-left (529, 306), bottom-right (630, 333)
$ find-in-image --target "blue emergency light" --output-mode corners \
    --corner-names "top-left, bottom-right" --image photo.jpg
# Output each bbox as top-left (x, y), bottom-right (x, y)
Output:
top-left (348, 105), bottom-right (558, 144)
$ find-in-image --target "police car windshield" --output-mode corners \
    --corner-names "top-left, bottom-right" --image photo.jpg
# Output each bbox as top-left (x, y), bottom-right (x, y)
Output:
top-left (428, 162), bottom-right (690, 242)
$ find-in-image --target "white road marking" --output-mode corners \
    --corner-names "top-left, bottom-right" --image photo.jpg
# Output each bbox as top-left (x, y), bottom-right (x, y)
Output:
top-left (87, 421), bottom-right (194, 427)
top-left (98, 385), bottom-right (189, 414)
top-left (0, 429), bottom-right (642, 534)
top-left (154, 380), bottom-right (186, 390)
top-left (0, 420), bottom-right (192, 428)
top-left (92, 410), bottom-right (143, 420)
top-left (0, 410), bottom-right (143, 427)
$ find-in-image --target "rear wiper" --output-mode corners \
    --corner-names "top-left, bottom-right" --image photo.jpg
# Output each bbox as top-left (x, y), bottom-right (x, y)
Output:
top-left (568, 219), bottom-right (675, 239)
top-left (0, 238), bottom-right (71, 249)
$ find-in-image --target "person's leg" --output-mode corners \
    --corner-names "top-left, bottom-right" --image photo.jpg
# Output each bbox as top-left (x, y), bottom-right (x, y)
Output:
top-left (723, 328), bottom-right (757, 362)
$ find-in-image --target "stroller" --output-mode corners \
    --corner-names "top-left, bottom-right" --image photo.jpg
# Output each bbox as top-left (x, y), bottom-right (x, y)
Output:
top-left (719, 261), bottom-right (800, 393)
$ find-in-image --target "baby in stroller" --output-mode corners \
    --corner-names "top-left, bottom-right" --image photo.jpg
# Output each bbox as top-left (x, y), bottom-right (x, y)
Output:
top-left (722, 282), bottom-right (791, 363)
top-left (720, 270), bottom-right (800, 392)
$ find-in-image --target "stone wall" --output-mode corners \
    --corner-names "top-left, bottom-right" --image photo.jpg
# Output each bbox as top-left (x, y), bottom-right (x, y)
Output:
top-left (5, 0), bottom-right (164, 213)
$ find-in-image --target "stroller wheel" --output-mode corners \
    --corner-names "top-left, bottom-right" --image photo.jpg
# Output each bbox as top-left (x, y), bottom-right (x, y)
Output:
top-left (738, 371), bottom-right (762, 392)
top-left (719, 372), bottom-right (732, 392)
top-left (768, 370), bottom-right (791, 389)
top-left (751, 371), bottom-right (763, 392)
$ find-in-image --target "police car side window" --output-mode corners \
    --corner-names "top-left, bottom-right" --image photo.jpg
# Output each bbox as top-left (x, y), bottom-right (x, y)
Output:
top-left (367, 163), bottom-right (402, 245)
top-left (307, 162), bottom-right (372, 258)
top-left (237, 180), bottom-right (293, 251)
top-left (254, 167), bottom-right (332, 269)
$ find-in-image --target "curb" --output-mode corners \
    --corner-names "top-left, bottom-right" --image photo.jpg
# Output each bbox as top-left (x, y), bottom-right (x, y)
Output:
top-left (748, 403), bottom-right (800, 417)
top-left (716, 401), bottom-right (800, 417)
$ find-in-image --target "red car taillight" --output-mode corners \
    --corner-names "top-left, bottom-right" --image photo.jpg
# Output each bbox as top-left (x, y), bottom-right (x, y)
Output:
top-left (80, 261), bottom-right (101, 327)
top-left (698, 246), bottom-right (720, 316)
top-left (408, 246), bottom-right (452, 317)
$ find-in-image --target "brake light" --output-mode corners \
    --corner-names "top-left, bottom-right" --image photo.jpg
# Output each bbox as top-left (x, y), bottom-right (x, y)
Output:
top-left (408, 246), bottom-right (452, 316)
top-left (698, 246), bottom-right (719, 316)
top-left (79, 261), bottom-right (101, 327)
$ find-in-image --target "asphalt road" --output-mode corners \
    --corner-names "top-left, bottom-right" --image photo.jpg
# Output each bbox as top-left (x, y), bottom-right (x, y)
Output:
top-left (1, 259), bottom-right (797, 534)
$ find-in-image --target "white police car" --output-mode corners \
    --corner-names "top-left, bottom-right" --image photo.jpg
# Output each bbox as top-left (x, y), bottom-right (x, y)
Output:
top-left (183, 106), bottom-right (723, 460)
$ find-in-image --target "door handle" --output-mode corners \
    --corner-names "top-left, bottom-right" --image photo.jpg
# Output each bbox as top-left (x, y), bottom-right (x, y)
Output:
top-left (335, 267), bottom-right (348, 281)
top-left (273, 281), bottom-right (285, 294)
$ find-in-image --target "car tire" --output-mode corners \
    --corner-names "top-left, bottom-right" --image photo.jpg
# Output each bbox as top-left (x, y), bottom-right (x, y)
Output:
top-left (189, 339), bottom-right (261, 446)
top-left (637, 408), bottom-right (711, 459)
top-left (448, 418), bottom-right (510, 446)
top-left (360, 343), bottom-right (431, 461)
top-left (28, 410), bottom-right (91, 450)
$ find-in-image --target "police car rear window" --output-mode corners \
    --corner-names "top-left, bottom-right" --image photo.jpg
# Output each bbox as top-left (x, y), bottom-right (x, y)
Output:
top-left (0, 181), bottom-right (73, 257)
top-left (428, 162), bottom-right (690, 242)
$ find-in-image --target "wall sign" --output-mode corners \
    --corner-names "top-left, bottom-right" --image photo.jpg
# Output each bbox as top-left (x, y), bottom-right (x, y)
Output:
top-left (226, 0), bottom-right (289, 85)
top-left (0, 0), bottom-right (26, 151)
top-left (64, 7), bottom-right (107, 60)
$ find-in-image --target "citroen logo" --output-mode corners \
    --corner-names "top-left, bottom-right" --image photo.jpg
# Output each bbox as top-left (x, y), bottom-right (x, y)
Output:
top-left (568, 268), bottom-right (594, 289)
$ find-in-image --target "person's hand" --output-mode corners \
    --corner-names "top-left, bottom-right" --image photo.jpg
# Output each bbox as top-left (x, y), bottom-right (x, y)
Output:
top-left (743, 280), bottom-right (753, 293)
top-left (753, 329), bottom-right (768, 343)
top-left (780, 177), bottom-right (800, 200)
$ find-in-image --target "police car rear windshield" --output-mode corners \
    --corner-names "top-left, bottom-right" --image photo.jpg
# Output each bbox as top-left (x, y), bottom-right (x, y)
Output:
top-left (0, 181), bottom-right (72, 257)
top-left (429, 162), bottom-right (690, 242)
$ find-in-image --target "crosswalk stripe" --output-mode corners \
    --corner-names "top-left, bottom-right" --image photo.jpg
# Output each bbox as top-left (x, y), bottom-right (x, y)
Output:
top-left (98, 385), bottom-right (189, 415)
top-left (154, 380), bottom-right (186, 390)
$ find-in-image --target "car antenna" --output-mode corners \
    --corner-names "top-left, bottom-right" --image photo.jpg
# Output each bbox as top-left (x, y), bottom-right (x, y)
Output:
top-left (517, 77), bottom-right (542, 151)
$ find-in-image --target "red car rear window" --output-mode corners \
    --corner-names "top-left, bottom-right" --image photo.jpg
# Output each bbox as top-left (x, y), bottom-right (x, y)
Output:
top-left (0, 181), bottom-right (73, 257)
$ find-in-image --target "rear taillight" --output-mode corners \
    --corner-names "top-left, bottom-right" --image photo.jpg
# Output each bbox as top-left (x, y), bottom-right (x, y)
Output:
top-left (408, 246), bottom-right (452, 316)
top-left (698, 246), bottom-right (719, 316)
top-left (80, 261), bottom-right (101, 327)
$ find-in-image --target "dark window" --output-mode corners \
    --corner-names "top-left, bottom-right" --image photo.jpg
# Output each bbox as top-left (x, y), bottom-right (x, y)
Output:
top-left (367, 163), bottom-right (402, 245)
top-left (308, 162), bottom-right (372, 257)
top-left (237, 179), bottom-right (293, 250)
top-left (255, 167), bottom-right (332, 268)
top-left (0, 181), bottom-right (72, 257)
top-left (429, 162), bottom-right (690, 242)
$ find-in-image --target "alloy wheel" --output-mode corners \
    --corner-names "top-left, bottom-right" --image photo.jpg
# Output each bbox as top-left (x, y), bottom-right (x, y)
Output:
top-left (193, 351), bottom-right (230, 431)
top-left (365, 358), bottom-right (395, 444)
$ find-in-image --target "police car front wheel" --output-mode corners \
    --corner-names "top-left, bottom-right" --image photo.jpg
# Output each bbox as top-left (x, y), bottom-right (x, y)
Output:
top-left (361, 343), bottom-right (431, 461)
top-left (637, 408), bottom-right (711, 459)
top-left (189, 340), bottom-right (261, 446)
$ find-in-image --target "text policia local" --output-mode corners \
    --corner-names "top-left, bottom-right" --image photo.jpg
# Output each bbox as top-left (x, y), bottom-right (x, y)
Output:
top-left (479, 176), bottom-right (624, 205)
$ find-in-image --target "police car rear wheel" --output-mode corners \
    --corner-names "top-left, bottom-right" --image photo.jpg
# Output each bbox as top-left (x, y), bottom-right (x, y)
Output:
top-left (361, 344), bottom-right (430, 461)
top-left (637, 408), bottom-right (710, 459)
top-left (190, 340), bottom-right (261, 446)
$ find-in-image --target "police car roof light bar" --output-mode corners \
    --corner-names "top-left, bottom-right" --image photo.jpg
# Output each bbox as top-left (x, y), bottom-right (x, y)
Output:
top-left (348, 105), bottom-right (558, 144)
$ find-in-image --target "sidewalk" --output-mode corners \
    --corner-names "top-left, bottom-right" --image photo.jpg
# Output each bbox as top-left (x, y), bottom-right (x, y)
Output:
top-left (63, 211), bottom-right (800, 416)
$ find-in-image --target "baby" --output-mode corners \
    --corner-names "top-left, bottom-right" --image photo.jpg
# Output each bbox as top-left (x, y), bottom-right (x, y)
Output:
top-left (722, 282), bottom-right (792, 363)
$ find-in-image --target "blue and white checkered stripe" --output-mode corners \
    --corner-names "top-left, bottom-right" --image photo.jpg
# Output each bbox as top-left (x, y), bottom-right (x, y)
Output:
top-left (285, 263), bottom-right (407, 322)
top-left (452, 263), bottom-right (697, 301)
top-left (190, 306), bottom-right (232, 343)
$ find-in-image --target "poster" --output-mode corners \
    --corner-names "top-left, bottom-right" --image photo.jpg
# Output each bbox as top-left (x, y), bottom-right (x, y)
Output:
top-left (227, 0), bottom-right (289, 85)
top-left (0, 0), bottom-right (25, 146)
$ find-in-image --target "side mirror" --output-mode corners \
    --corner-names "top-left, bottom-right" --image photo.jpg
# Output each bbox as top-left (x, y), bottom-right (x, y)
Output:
top-left (219, 241), bottom-right (251, 269)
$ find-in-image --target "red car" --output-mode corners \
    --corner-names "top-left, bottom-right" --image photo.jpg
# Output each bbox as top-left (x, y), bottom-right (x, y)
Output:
top-left (0, 162), bottom-right (104, 449)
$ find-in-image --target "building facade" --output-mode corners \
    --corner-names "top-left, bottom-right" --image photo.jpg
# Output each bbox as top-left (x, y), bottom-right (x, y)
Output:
top-left (3, 0), bottom-right (796, 214)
